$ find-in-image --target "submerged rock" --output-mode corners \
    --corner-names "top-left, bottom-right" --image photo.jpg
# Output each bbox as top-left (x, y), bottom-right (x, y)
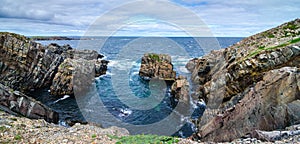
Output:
top-left (139, 53), bottom-right (176, 81)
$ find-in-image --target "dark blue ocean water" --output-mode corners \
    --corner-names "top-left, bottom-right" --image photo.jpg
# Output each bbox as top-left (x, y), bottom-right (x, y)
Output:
top-left (33, 37), bottom-right (243, 137)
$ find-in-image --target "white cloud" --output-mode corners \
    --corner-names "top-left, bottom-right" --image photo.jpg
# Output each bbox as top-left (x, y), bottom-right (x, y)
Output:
top-left (0, 0), bottom-right (299, 36)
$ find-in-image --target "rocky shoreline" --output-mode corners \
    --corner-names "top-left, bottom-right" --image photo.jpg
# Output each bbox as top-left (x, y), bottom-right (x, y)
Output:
top-left (0, 32), bottom-right (108, 124)
top-left (186, 18), bottom-right (300, 142)
top-left (0, 18), bottom-right (300, 143)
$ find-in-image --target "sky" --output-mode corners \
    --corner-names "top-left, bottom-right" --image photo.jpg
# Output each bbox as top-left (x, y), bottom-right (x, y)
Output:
top-left (0, 0), bottom-right (299, 37)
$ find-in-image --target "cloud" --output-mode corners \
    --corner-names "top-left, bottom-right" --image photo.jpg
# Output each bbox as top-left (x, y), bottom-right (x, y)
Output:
top-left (0, 0), bottom-right (299, 36)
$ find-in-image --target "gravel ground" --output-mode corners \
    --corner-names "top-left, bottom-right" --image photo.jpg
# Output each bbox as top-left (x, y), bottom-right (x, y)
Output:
top-left (0, 110), bottom-right (129, 143)
top-left (0, 110), bottom-right (299, 144)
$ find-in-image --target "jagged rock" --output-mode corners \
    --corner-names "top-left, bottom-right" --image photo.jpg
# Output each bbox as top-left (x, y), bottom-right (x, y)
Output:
top-left (199, 67), bottom-right (300, 142)
top-left (0, 32), bottom-right (63, 91)
top-left (50, 58), bottom-right (74, 96)
top-left (139, 53), bottom-right (176, 81)
top-left (64, 49), bottom-right (103, 60)
top-left (0, 32), bottom-right (108, 97)
top-left (186, 58), bottom-right (201, 72)
top-left (95, 59), bottom-right (109, 77)
top-left (171, 75), bottom-right (190, 103)
top-left (0, 83), bottom-right (58, 123)
top-left (50, 57), bottom-right (107, 96)
top-left (185, 19), bottom-right (300, 142)
top-left (47, 43), bottom-right (73, 54)
top-left (0, 32), bottom-right (108, 122)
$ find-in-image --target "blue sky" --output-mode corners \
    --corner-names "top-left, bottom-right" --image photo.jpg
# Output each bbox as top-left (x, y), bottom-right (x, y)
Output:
top-left (0, 0), bottom-right (299, 37)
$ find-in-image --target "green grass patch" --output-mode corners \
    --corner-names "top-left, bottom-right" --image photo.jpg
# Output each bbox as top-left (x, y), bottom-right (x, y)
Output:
top-left (148, 54), bottom-right (161, 62)
top-left (258, 45), bottom-right (265, 49)
top-left (241, 37), bottom-right (300, 62)
top-left (0, 126), bottom-right (8, 132)
top-left (14, 134), bottom-right (22, 140)
top-left (92, 134), bottom-right (97, 139)
top-left (284, 23), bottom-right (298, 30)
top-left (267, 34), bottom-right (275, 38)
top-left (290, 37), bottom-right (300, 43)
top-left (109, 134), bottom-right (179, 144)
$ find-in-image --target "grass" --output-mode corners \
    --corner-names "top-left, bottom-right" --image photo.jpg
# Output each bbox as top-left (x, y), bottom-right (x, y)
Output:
top-left (267, 34), bottom-right (275, 38)
top-left (283, 22), bottom-right (298, 30)
top-left (14, 134), bottom-right (22, 140)
top-left (0, 126), bottom-right (8, 132)
top-left (244, 37), bottom-right (300, 61)
top-left (92, 134), bottom-right (97, 139)
top-left (108, 134), bottom-right (179, 144)
top-left (148, 54), bottom-right (161, 62)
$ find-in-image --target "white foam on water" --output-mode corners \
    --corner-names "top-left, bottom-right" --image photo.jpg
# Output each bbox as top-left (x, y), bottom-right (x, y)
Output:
top-left (179, 66), bottom-right (189, 73)
top-left (109, 59), bottom-right (139, 71)
top-left (54, 95), bottom-right (70, 103)
top-left (118, 108), bottom-right (132, 117)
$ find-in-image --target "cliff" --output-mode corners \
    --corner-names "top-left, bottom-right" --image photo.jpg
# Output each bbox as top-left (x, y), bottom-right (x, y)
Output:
top-left (187, 19), bottom-right (300, 142)
top-left (0, 32), bottom-right (108, 123)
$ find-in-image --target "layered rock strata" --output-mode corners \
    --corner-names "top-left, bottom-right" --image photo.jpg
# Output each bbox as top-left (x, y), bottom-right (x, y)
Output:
top-left (186, 19), bottom-right (300, 142)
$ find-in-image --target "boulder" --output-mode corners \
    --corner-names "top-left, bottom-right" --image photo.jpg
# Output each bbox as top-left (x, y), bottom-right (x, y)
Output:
top-left (0, 83), bottom-right (58, 123)
top-left (139, 53), bottom-right (176, 81)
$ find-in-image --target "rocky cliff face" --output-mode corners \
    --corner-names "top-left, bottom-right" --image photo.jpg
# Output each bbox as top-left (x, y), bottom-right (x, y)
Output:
top-left (0, 32), bottom-right (108, 123)
top-left (199, 67), bottom-right (300, 142)
top-left (187, 19), bottom-right (300, 142)
top-left (0, 33), bottom-right (63, 92)
top-left (139, 53), bottom-right (176, 81)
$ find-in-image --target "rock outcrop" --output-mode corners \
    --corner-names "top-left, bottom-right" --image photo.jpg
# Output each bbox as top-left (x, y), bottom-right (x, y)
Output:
top-left (0, 33), bottom-right (63, 92)
top-left (0, 83), bottom-right (58, 123)
top-left (171, 75), bottom-right (190, 104)
top-left (186, 19), bottom-right (300, 142)
top-left (0, 32), bottom-right (108, 122)
top-left (139, 53), bottom-right (176, 81)
top-left (0, 32), bottom-right (108, 97)
top-left (50, 56), bottom-right (108, 96)
top-left (199, 67), bottom-right (300, 142)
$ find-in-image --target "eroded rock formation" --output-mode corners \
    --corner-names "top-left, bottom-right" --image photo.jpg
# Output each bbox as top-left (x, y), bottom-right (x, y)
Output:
top-left (0, 32), bottom-right (108, 123)
top-left (139, 53), bottom-right (176, 81)
top-left (186, 19), bottom-right (300, 142)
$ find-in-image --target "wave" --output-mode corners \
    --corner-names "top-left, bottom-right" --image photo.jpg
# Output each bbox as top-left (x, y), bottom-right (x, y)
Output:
top-left (53, 95), bottom-right (70, 103)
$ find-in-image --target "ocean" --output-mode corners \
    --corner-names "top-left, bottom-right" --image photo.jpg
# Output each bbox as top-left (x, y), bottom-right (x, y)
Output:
top-left (32, 37), bottom-right (243, 137)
